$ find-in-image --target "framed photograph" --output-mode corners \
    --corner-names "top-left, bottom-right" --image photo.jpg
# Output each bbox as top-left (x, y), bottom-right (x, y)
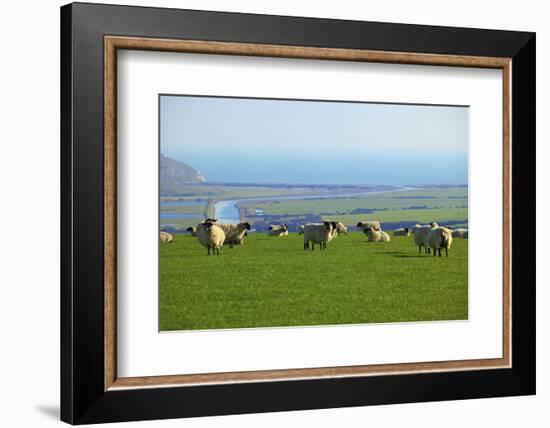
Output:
top-left (61, 2), bottom-right (535, 424)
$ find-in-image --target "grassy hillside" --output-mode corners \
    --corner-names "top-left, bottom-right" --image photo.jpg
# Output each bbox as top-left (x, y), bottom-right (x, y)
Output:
top-left (160, 231), bottom-right (468, 331)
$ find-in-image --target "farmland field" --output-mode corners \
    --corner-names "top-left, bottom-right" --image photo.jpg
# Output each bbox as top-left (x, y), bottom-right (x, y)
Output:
top-left (160, 231), bottom-right (468, 331)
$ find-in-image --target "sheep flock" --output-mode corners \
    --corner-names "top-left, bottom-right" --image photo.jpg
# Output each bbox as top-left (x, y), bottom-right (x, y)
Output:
top-left (161, 218), bottom-right (467, 257)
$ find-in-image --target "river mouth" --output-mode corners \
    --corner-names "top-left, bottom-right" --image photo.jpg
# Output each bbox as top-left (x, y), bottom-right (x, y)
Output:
top-left (213, 186), bottom-right (415, 224)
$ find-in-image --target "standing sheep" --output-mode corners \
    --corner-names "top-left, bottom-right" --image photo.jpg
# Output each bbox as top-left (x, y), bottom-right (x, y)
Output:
top-left (297, 225), bottom-right (305, 235)
top-left (195, 219), bottom-right (225, 255)
top-left (218, 221), bottom-right (251, 248)
top-left (357, 220), bottom-right (381, 232)
top-left (393, 227), bottom-right (410, 237)
top-left (411, 224), bottom-right (436, 254)
top-left (268, 224), bottom-right (289, 237)
top-left (303, 221), bottom-right (336, 251)
top-left (160, 231), bottom-right (174, 243)
top-left (186, 226), bottom-right (197, 237)
top-left (426, 226), bottom-right (453, 257)
top-left (364, 226), bottom-right (390, 242)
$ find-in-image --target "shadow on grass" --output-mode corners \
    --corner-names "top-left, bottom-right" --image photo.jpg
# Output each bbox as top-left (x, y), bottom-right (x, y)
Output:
top-left (383, 251), bottom-right (428, 258)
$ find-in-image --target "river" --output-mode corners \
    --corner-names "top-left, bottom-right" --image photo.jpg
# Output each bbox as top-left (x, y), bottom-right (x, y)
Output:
top-left (213, 186), bottom-right (415, 224)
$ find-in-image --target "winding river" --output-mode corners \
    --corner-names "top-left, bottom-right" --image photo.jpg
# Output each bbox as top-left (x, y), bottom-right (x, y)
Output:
top-left (213, 186), bottom-right (415, 224)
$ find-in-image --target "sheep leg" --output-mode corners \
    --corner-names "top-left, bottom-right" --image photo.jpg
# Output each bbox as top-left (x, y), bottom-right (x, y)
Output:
top-left (438, 248), bottom-right (442, 257)
top-left (207, 245), bottom-right (211, 256)
top-left (216, 246), bottom-right (220, 256)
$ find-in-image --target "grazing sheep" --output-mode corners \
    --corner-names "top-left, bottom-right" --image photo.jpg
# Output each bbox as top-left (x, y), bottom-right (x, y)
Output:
top-left (411, 224), bottom-right (437, 254)
top-left (426, 226), bottom-right (453, 257)
top-left (364, 227), bottom-right (390, 242)
top-left (303, 221), bottom-right (336, 251)
top-left (357, 220), bottom-right (381, 232)
top-left (160, 231), bottom-right (173, 243)
top-left (268, 224), bottom-right (289, 237)
top-left (393, 227), bottom-right (410, 237)
top-left (186, 226), bottom-right (197, 237)
top-left (218, 221), bottom-right (251, 248)
top-left (195, 219), bottom-right (225, 255)
top-left (451, 228), bottom-right (468, 238)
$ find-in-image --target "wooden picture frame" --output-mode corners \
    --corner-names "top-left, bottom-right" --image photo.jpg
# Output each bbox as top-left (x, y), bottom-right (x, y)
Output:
top-left (61, 2), bottom-right (535, 424)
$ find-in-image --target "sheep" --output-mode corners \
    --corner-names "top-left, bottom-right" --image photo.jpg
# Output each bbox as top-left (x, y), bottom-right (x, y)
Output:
top-left (218, 221), bottom-right (251, 248)
top-left (332, 221), bottom-right (348, 236)
top-left (160, 231), bottom-right (173, 243)
top-left (451, 228), bottom-right (468, 238)
top-left (195, 219), bottom-right (225, 255)
top-left (303, 221), bottom-right (336, 251)
top-left (298, 225), bottom-right (305, 235)
top-left (357, 220), bottom-right (381, 232)
top-left (186, 226), bottom-right (197, 237)
top-left (268, 224), bottom-right (289, 237)
top-left (393, 227), bottom-right (410, 237)
top-left (426, 226), bottom-right (453, 257)
top-left (411, 223), bottom-right (437, 254)
top-left (364, 226), bottom-right (390, 242)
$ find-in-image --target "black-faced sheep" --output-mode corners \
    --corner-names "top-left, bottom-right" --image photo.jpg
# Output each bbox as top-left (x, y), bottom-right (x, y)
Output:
top-left (393, 227), bottom-right (410, 237)
top-left (218, 222), bottom-right (251, 248)
top-left (426, 226), bottom-right (453, 257)
top-left (268, 224), bottom-right (289, 237)
top-left (303, 221), bottom-right (336, 251)
top-left (357, 220), bottom-right (381, 232)
top-left (195, 219), bottom-right (225, 255)
top-left (186, 226), bottom-right (197, 237)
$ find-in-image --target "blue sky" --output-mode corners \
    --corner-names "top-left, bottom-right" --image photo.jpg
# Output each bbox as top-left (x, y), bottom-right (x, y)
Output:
top-left (160, 95), bottom-right (468, 185)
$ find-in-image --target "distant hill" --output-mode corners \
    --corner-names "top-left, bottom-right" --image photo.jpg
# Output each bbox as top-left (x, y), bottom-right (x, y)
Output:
top-left (160, 154), bottom-right (206, 195)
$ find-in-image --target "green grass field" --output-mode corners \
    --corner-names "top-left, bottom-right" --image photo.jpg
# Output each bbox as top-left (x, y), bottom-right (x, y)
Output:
top-left (160, 231), bottom-right (468, 331)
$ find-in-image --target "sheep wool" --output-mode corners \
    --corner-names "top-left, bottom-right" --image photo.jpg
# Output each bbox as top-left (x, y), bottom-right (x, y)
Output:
top-left (412, 224), bottom-right (436, 254)
top-left (451, 228), bottom-right (468, 238)
top-left (426, 226), bottom-right (453, 257)
top-left (393, 227), bottom-right (410, 237)
top-left (186, 226), bottom-right (197, 237)
top-left (195, 220), bottom-right (225, 255)
top-left (357, 220), bottom-right (381, 232)
top-left (218, 222), bottom-right (251, 248)
top-left (160, 231), bottom-right (173, 243)
top-left (364, 227), bottom-right (390, 242)
top-left (303, 221), bottom-right (336, 251)
top-left (268, 224), bottom-right (289, 237)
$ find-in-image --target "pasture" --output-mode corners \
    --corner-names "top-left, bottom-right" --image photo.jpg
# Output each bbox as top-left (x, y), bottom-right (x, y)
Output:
top-left (160, 231), bottom-right (468, 331)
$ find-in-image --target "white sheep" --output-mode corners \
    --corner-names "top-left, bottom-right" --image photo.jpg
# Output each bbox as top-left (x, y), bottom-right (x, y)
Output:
top-left (268, 224), bottom-right (289, 237)
top-left (393, 227), bottom-right (410, 237)
top-left (357, 220), bottom-right (381, 232)
top-left (364, 226), bottom-right (390, 242)
top-left (195, 219), bottom-right (225, 255)
top-left (218, 221), bottom-right (251, 248)
top-left (426, 226), bottom-right (453, 257)
top-left (451, 228), bottom-right (468, 238)
top-left (185, 226), bottom-right (197, 237)
top-left (333, 221), bottom-right (348, 236)
top-left (303, 221), bottom-right (336, 251)
top-left (160, 231), bottom-right (173, 243)
top-left (411, 224), bottom-right (436, 254)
